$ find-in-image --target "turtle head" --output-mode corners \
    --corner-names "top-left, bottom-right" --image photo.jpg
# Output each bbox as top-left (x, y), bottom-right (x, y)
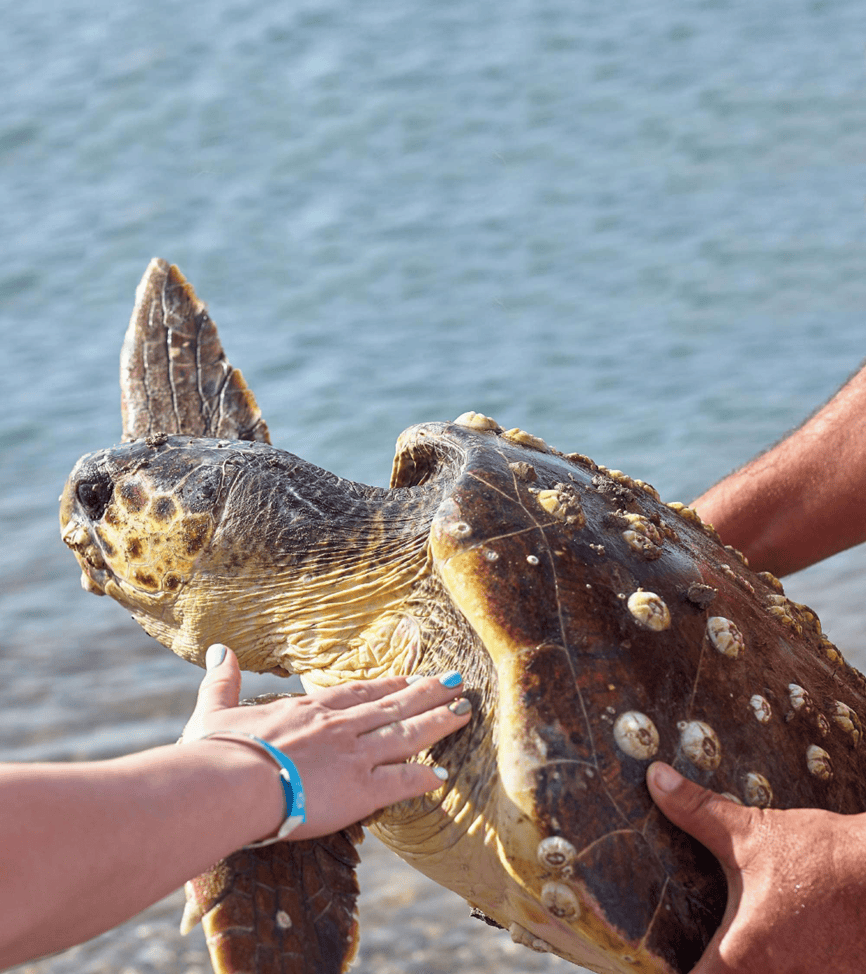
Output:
top-left (61, 434), bottom-right (437, 673)
top-left (60, 436), bottom-right (235, 645)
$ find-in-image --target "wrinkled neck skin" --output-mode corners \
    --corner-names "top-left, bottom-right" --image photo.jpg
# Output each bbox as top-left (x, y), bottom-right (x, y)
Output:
top-left (148, 470), bottom-right (445, 681)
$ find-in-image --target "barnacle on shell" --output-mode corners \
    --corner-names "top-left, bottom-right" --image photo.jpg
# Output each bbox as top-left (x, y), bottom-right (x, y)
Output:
top-left (503, 428), bottom-right (549, 451)
top-left (613, 711), bottom-right (660, 760)
top-left (537, 836), bottom-right (577, 873)
top-left (806, 744), bottom-right (833, 781)
top-left (743, 771), bottom-right (773, 807)
top-left (626, 591), bottom-right (671, 631)
top-left (677, 720), bottom-right (722, 771)
top-left (453, 411), bottom-right (501, 432)
top-left (749, 694), bottom-right (771, 724)
top-left (706, 617), bottom-right (745, 659)
top-left (540, 881), bottom-right (580, 920)
top-left (832, 701), bottom-right (862, 746)
top-left (788, 683), bottom-right (811, 717)
top-left (536, 484), bottom-right (585, 528)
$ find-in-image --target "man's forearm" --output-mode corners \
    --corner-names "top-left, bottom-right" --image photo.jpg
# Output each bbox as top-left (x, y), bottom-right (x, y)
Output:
top-left (692, 362), bottom-right (866, 577)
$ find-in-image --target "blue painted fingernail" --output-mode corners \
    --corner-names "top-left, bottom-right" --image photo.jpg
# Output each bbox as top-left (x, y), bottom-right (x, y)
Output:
top-left (448, 698), bottom-right (471, 716)
top-left (206, 644), bottom-right (227, 670)
top-left (433, 766), bottom-right (449, 780)
top-left (440, 671), bottom-right (463, 688)
top-left (405, 674), bottom-right (424, 685)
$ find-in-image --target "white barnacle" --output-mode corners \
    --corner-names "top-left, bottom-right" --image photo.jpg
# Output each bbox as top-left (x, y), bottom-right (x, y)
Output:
top-left (678, 720), bottom-right (722, 771)
top-left (537, 836), bottom-right (577, 873)
top-left (484, 549), bottom-right (499, 562)
top-left (626, 591), bottom-right (671, 631)
top-left (666, 500), bottom-right (703, 525)
top-left (453, 411), bottom-right (501, 432)
top-left (509, 922), bottom-right (552, 953)
top-left (621, 514), bottom-right (664, 559)
top-left (806, 744), bottom-right (833, 780)
top-left (536, 485), bottom-right (586, 528)
top-left (275, 909), bottom-right (292, 929)
top-left (749, 694), bottom-right (772, 724)
top-left (743, 771), bottom-right (773, 807)
top-left (831, 701), bottom-right (862, 746)
top-left (540, 881), bottom-right (580, 920)
top-left (815, 712), bottom-right (830, 737)
top-left (821, 636), bottom-right (843, 665)
top-left (526, 554), bottom-right (540, 565)
top-left (788, 683), bottom-right (811, 716)
top-left (613, 711), bottom-right (660, 760)
top-left (757, 570), bottom-right (785, 594)
top-left (449, 521), bottom-right (472, 539)
top-left (503, 428), bottom-right (549, 452)
top-left (707, 617), bottom-right (745, 659)
top-left (634, 479), bottom-right (661, 501)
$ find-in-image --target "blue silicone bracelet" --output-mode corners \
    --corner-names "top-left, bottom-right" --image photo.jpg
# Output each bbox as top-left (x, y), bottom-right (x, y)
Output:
top-left (248, 734), bottom-right (306, 820)
top-left (199, 730), bottom-right (306, 846)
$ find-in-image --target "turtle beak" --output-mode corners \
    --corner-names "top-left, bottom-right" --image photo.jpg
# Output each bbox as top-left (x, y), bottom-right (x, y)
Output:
top-left (59, 481), bottom-right (109, 596)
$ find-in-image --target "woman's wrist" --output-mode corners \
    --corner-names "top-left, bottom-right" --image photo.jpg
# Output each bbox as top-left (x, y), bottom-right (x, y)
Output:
top-left (175, 737), bottom-right (287, 848)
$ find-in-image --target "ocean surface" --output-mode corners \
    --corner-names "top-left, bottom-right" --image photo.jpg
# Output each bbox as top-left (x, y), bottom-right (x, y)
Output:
top-left (2, 0), bottom-right (865, 971)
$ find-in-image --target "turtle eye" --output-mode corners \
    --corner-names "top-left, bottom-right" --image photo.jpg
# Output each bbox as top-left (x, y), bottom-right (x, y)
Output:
top-left (77, 478), bottom-right (113, 520)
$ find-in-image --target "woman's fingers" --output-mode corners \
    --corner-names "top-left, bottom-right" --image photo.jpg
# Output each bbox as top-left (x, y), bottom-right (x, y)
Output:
top-left (369, 758), bottom-right (454, 808)
top-left (339, 672), bottom-right (468, 735)
top-left (305, 671), bottom-right (464, 714)
top-left (182, 644), bottom-right (243, 740)
top-left (302, 673), bottom-right (422, 708)
top-left (359, 694), bottom-right (472, 766)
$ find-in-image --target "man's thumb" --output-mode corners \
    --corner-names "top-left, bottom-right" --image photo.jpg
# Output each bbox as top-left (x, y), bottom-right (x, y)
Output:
top-left (646, 761), bottom-right (751, 866)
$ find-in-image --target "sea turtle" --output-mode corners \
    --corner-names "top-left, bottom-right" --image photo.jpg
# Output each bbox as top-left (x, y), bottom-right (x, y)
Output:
top-left (60, 259), bottom-right (866, 974)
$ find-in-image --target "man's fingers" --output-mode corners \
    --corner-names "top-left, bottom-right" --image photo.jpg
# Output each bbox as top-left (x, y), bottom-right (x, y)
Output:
top-left (646, 762), bottom-right (759, 869)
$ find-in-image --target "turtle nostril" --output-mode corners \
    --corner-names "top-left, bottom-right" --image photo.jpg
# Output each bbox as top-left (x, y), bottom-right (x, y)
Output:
top-left (76, 479), bottom-right (113, 521)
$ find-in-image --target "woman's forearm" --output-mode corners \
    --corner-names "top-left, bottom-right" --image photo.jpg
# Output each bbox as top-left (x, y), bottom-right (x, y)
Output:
top-left (0, 649), bottom-right (472, 970)
top-left (0, 739), bottom-right (281, 968)
top-left (692, 362), bottom-right (866, 577)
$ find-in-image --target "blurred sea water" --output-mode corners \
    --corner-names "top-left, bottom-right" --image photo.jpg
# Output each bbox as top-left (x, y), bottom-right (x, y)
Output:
top-left (2, 0), bottom-right (865, 971)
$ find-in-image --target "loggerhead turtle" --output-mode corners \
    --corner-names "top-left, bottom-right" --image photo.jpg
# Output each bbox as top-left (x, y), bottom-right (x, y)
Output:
top-left (60, 259), bottom-right (866, 974)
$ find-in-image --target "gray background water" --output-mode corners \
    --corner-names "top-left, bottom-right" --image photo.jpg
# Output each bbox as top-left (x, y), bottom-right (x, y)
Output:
top-left (2, 0), bottom-right (865, 972)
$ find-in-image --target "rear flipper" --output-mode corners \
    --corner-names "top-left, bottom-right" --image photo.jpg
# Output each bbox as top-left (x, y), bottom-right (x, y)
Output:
top-left (181, 824), bottom-right (363, 974)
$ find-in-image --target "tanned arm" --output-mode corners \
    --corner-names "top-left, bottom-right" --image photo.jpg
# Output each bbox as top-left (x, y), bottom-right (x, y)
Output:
top-left (647, 763), bottom-right (866, 974)
top-left (692, 361), bottom-right (866, 577)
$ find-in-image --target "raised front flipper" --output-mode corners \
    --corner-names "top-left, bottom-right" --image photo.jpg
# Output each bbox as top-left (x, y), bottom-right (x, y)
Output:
top-left (121, 258), bottom-right (270, 444)
top-left (181, 824), bottom-right (363, 974)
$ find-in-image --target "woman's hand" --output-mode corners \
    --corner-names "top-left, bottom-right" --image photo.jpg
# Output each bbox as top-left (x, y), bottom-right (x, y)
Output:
top-left (646, 762), bottom-right (866, 974)
top-left (182, 644), bottom-right (473, 839)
